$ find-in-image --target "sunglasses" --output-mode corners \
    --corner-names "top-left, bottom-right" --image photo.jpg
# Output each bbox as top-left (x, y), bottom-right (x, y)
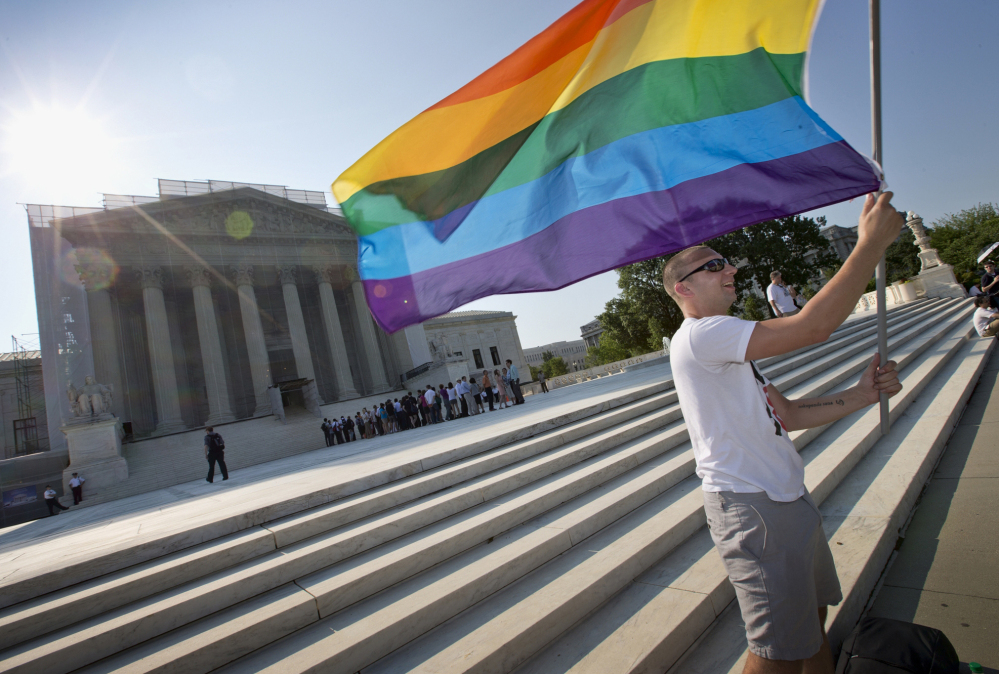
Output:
top-left (678, 258), bottom-right (730, 283)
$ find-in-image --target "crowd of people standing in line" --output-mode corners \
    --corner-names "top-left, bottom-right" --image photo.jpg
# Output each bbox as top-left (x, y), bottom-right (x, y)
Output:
top-left (320, 360), bottom-right (526, 445)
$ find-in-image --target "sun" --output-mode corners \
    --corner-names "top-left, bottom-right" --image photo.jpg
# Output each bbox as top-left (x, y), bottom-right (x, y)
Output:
top-left (0, 104), bottom-right (116, 186)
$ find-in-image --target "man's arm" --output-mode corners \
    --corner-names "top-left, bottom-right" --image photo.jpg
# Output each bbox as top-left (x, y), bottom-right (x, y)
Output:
top-left (768, 354), bottom-right (901, 431)
top-left (769, 299), bottom-right (782, 317)
top-left (983, 275), bottom-right (999, 291)
top-left (745, 192), bottom-right (904, 362)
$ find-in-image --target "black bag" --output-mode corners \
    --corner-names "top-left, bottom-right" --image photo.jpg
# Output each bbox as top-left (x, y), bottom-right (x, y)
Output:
top-left (836, 617), bottom-right (959, 674)
top-left (208, 433), bottom-right (225, 453)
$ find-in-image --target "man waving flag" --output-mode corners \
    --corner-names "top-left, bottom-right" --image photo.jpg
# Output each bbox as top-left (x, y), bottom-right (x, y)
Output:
top-left (333, 0), bottom-right (881, 333)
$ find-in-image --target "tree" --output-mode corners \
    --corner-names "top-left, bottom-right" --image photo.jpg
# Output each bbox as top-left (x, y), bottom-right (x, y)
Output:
top-left (586, 332), bottom-right (630, 367)
top-left (930, 203), bottom-right (999, 287)
top-left (542, 356), bottom-right (569, 377)
top-left (740, 294), bottom-right (770, 322)
top-left (884, 228), bottom-right (921, 283)
top-left (529, 365), bottom-right (540, 381)
top-left (718, 215), bottom-right (840, 299)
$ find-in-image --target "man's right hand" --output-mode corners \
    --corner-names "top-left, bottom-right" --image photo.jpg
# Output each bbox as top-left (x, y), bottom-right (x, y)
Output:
top-left (857, 192), bottom-right (905, 252)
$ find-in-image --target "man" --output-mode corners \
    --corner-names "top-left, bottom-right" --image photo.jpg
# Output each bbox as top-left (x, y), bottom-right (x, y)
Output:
top-left (321, 418), bottom-right (332, 447)
top-left (981, 260), bottom-right (999, 310)
top-left (43, 485), bottom-right (69, 515)
top-left (538, 369), bottom-right (549, 393)
top-left (204, 426), bottom-right (228, 483)
top-left (447, 382), bottom-right (459, 419)
top-left (662, 192), bottom-right (903, 674)
top-left (972, 295), bottom-right (999, 337)
top-left (505, 360), bottom-right (525, 404)
top-left (69, 472), bottom-right (85, 505)
top-left (460, 377), bottom-right (477, 416)
top-left (766, 271), bottom-right (801, 318)
top-left (425, 385), bottom-right (439, 423)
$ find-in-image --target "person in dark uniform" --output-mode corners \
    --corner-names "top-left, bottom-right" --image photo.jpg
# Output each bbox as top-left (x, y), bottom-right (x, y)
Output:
top-left (981, 260), bottom-right (999, 310)
top-left (44, 485), bottom-right (69, 515)
top-left (205, 426), bottom-right (228, 483)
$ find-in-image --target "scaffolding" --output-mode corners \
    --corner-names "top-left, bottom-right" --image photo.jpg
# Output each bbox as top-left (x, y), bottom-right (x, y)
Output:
top-left (11, 335), bottom-right (42, 456)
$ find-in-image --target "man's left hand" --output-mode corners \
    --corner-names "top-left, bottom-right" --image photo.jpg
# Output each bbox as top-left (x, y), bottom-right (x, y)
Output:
top-left (857, 353), bottom-right (902, 405)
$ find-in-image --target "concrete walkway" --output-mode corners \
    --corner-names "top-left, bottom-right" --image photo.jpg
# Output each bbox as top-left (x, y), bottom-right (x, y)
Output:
top-left (869, 345), bottom-right (999, 672)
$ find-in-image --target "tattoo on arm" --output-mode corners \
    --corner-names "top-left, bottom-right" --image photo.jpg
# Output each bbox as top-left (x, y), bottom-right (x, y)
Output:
top-left (798, 399), bottom-right (845, 409)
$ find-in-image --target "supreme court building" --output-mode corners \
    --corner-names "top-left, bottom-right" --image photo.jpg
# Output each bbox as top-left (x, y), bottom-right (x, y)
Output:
top-left (27, 179), bottom-right (437, 450)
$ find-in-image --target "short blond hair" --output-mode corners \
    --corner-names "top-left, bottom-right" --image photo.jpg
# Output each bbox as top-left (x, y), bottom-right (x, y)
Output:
top-left (662, 245), bottom-right (714, 303)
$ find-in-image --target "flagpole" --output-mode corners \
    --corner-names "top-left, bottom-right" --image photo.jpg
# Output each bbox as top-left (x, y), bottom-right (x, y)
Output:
top-left (871, 0), bottom-right (889, 435)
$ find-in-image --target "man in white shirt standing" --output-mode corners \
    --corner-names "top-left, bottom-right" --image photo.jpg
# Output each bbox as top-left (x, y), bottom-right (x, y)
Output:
top-left (68, 472), bottom-right (86, 505)
top-left (766, 270), bottom-right (801, 318)
top-left (662, 192), bottom-right (904, 674)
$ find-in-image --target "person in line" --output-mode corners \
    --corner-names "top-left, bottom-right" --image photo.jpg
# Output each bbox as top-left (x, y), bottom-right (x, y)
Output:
top-left (493, 369), bottom-right (510, 408)
top-left (453, 379), bottom-right (466, 417)
top-left (321, 418), bottom-right (332, 447)
top-left (425, 386), bottom-right (440, 424)
top-left (342, 416), bottom-right (354, 442)
top-left (469, 377), bottom-right (485, 414)
top-left (973, 294), bottom-right (999, 337)
top-left (506, 360), bottom-right (525, 404)
top-left (379, 404), bottom-right (390, 434)
top-left (205, 426), bottom-right (229, 483)
top-left (662, 191), bottom-right (903, 674)
top-left (433, 386), bottom-right (444, 422)
top-left (69, 472), bottom-right (85, 505)
top-left (439, 384), bottom-right (451, 420)
top-left (447, 382), bottom-right (459, 419)
top-left (457, 377), bottom-right (473, 416)
top-left (982, 260), bottom-right (999, 310)
top-left (355, 412), bottom-right (366, 439)
top-left (766, 270), bottom-right (800, 318)
top-left (44, 485), bottom-right (69, 515)
top-left (538, 369), bottom-right (549, 393)
top-left (481, 370), bottom-right (495, 411)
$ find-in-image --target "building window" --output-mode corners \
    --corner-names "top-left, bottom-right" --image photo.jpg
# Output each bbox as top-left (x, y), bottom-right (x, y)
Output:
top-left (472, 349), bottom-right (484, 369)
top-left (490, 346), bottom-right (500, 366)
top-left (453, 351), bottom-right (463, 357)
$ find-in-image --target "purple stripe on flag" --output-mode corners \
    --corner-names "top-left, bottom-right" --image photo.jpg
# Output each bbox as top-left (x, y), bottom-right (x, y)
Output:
top-left (363, 141), bottom-right (879, 333)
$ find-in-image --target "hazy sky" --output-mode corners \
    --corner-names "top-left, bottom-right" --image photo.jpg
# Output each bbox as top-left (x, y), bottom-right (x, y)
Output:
top-left (1, 0), bottom-right (996, 350)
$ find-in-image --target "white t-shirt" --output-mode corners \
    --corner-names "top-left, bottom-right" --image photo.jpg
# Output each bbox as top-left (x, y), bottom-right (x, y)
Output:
top-left (424, 389), bottom-right (436, 406)
top-left (766, 283), bottom-right (798, 314)
top-left (44, 488), bottom-right (57, 500)
top-left (671, 315), bottom-right (805, 502)
top-left (973, 307), bottom-right (997, 337)
top-left (970, 286), bottom-right (984, 297)
top-left (69, 477), bottom-right (84, 488)
top-left (447, 386), bottom-right (457, 400)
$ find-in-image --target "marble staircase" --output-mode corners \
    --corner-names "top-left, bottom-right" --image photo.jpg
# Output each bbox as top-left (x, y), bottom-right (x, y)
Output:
top-left (0, 298), bottom-right (989, 674)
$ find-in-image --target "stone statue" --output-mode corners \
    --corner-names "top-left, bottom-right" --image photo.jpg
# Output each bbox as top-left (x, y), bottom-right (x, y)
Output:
top-left (662, 336), bottom-right (671, 354)
top-left (68, 376), bottom-right (114, 417)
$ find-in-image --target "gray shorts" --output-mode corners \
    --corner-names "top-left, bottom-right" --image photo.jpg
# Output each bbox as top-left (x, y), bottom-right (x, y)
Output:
top-left (703, 489), bottom-right (842, 661)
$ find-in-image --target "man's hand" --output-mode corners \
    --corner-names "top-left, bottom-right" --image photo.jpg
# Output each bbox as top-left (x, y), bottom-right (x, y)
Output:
top-left (857, 192), bottom-right (905, 251)
top-left (856, 353), bottom-right (902, 406)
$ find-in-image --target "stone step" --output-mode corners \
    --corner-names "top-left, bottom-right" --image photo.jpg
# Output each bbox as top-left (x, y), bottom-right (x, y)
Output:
top-left (0, 294), bottom-right (924, 616)
top-left (208, 305), bottom-right (974, 673)
top-left (511, 320), bottom-right (988, 674)
top-left (0, 388), bottom-right (683, 652)
top-left (354, 309), bottom-right (975, 674)
top-left (0, 300), bottom-right (967, 674)
top-left (0, 368), bottom-right (679, 609)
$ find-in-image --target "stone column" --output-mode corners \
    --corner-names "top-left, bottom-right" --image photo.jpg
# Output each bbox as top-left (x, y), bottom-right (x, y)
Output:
top-left (312, 265), bottom-right (359, 399)
top-left (278, 266), bottom-right (316, 382)
top-left (76, 263), bottom-right (124, 419)
top-left (188, 267), bottom-right (235, 425)
top-left (138, 266), bottom-right (186, 433)
top-left (231, 265), bottom-right (272, 416)
top-left (351, 280), bottom-right (390, 391)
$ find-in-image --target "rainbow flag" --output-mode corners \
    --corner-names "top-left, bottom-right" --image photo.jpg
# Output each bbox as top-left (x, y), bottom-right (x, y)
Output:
top-left (333, 0), bottom-right (880, 332)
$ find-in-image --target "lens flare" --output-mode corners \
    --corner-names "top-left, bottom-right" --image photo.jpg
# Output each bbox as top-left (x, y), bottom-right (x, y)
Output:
top-left (225, 211), bottom-right (254, 240)
top-left (68, 248), bottom-right (118, 290)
